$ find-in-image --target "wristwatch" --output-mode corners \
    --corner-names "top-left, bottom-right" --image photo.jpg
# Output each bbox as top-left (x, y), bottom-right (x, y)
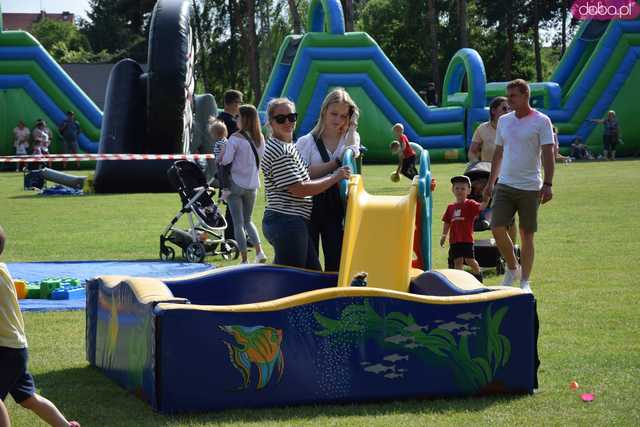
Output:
top-left (543, 182), bottom-right (552, 187)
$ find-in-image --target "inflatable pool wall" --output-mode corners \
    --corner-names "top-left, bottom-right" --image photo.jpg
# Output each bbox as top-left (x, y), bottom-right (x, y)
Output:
top-left (86, 266), bottom-right (538, 414)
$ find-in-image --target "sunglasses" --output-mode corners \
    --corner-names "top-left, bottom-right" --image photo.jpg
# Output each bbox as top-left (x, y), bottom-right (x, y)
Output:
top-left (272, 113), bottom-right (298, 124)
top-left (500, 105), bottom-right (510, 112)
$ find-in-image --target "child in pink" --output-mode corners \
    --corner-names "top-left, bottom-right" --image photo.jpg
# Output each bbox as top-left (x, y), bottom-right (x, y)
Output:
top-left (440, 175), bottom-right (487, 282)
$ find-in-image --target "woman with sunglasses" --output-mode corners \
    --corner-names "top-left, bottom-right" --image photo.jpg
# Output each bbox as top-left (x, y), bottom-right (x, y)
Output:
top-left (468, 96), bottom-right (509, 162)
top-left (220, 105), bottom-right (268, 264)
top-left (295, 88), bottom-right (360, 272)
top-left (471, 96), bottom-right (518, 243)
top-left (261, 98), bottom-right (351, 270)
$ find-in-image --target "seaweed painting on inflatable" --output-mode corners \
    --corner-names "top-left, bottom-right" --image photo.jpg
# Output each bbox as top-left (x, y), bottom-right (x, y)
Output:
top-left (314, 300), bottom-right (512, 394)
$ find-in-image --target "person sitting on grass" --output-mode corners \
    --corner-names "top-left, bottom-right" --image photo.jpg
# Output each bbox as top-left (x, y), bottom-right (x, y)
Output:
top-left (389, 123), bottom-right (417, 181)
top-left (440, 176), bottom-right (488, 283)
top-left (0, 225), bottom-right (81, 427)
top-left (570, 136), bottom-right (592, 160)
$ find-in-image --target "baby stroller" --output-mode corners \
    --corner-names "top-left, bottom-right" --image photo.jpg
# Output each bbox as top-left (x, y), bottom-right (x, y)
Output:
top-left (160, 160), bottom-right (240, 263)
top-left (447, 161), bottom-right (520, 275)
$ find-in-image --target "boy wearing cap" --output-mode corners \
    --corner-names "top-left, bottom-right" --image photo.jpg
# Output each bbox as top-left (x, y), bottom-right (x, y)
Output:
top-left (440, 175), bottom-right (487, 282)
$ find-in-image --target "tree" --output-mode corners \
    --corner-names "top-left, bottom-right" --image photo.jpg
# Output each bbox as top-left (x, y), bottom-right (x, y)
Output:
top-left (426, 0), bottom-right (441, 94)
top-left (49, 42), bottom-right (112, 63)
top-left (80, 0), bottom-right (155, 62)
top-left (532, 0), bottom-right (542, 81)
top-left (525, 0), bottom-right (564, 81)
top-left (561, 0), bottom-right (568, 55)
top-left (30, 19), bottom-right (90, 53)
top-left (287, 0), bottom-right (303, 33)
top-left (245, 0), bottom-right (262, 101)
top-left (476, 0), bottom-right (531, 80)
top-left (169, 1), bottom-right (313, 103)
top-left (457, 0), bottom-right (468, 48)
top-left (30, 19), bottom-right (111, 63)
top-left (191, 0), bottom-right (216, 92)
top-left (342, 0), bottom-right (354, 32)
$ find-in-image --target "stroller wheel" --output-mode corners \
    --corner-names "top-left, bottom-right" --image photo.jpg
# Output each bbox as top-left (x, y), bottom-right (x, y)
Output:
top-left (160, 246), bottom-right (175, 262)
top-left (184, 242), bottom-right (207, 263)
top-left (220, 239), bottom-right (240, 261)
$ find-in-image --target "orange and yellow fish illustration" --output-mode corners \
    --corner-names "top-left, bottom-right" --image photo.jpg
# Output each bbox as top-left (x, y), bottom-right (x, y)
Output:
top-left (220, 325), bottom-right (284, 390)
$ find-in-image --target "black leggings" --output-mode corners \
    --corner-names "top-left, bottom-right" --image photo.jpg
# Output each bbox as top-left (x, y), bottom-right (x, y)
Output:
top-left (309, 214), bottom-right (343, 272)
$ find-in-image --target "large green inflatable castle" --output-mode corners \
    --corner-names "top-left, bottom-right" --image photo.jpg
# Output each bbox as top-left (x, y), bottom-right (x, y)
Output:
top-left (259, 0), bottom-right (640, 162)
top-left (0, 5), bottom-right (101, 157)
top-left (1, 0), bottom-right (638, 164)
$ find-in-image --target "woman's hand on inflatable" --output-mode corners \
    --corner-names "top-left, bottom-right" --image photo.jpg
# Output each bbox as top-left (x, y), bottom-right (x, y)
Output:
top-left (333, 166), bottom-right (351, 181)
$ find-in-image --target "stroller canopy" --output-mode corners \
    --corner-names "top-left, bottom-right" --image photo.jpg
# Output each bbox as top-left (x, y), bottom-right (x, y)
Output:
top-left (464, 161), bottom-right (491, 182)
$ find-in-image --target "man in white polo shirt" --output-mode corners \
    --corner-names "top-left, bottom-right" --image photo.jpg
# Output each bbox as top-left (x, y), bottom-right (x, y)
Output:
top-left (483, 79), bottom-right (555, 293)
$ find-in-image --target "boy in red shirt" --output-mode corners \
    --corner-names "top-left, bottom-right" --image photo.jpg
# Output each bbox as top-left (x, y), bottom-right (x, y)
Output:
top-left (440, 175), bottom-right (487, 282)
top-left (389, 123), bottom-right (417, 180)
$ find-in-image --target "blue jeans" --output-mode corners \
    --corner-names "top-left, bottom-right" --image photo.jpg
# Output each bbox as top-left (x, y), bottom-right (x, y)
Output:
top-left (227, 180), bottom-right (261, 252)
top-left (262, 210), bottom-right (321, 270)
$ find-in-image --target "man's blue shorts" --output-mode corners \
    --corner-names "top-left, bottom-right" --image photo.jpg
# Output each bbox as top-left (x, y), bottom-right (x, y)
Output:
top-left (0, 346), bottom-right (36, 403)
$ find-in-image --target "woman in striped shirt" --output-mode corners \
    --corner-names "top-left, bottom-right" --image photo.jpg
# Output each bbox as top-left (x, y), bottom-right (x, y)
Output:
top-left (261, 98), bottom-right (351, 270)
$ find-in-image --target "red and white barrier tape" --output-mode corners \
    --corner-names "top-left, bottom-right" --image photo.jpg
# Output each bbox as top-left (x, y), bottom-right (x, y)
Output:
top-left (0, 153), bottom-right (216, 163)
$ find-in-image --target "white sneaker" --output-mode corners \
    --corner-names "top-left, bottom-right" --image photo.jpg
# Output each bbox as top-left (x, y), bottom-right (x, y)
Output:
top-left (520, 280), bottom-right (532, 293)
top-left (501, 265), bottom-right (521, 286)
top-left (254, 251), bottom-right (267, 264)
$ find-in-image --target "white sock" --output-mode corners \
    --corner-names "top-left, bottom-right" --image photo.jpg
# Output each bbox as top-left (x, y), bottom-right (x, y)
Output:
top-left (520, 280), bottom-right (532, 293)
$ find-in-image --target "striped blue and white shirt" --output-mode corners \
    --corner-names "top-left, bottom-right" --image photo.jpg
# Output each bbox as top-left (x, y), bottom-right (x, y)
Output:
top-left (261, 137), bottom-right (312, 219)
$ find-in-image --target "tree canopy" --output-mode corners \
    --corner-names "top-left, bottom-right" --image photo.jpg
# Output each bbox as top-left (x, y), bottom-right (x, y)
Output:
top-left (30, 18), bottom-right (111, 63)
top-left (42, 0), bottom-right (578, 102)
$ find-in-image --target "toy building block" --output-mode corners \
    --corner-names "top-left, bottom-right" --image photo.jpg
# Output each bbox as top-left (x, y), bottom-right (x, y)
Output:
top-left (39, 278), bottom-right (62, 299)
top-left (13, 280), bottom-right (28, 299)
top-left (26, 284), bottom-right (41, 299)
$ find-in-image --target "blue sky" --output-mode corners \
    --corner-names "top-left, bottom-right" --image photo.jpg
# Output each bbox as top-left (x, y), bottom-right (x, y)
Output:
top-left (2, 0), bottom-right (90, 20)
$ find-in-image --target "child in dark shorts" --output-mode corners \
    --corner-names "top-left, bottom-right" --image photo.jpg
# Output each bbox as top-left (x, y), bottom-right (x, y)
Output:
top-left (390, 123), bottom-right (417, 180)
top-left (0, 225), bottom-right (80, 427)
top-left (440, 176), bottom-right (488, 282)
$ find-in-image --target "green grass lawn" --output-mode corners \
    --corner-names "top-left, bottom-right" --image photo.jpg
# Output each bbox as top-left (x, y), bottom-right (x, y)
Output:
top-left (1, 160), bottom-right (639, 426)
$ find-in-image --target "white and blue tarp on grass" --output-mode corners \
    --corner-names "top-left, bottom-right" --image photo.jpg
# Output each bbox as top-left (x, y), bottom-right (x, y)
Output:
top-left (7, 260), bottom-right (215, 312)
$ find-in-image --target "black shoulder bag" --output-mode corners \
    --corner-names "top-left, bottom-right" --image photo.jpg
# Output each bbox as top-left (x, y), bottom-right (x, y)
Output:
top-left (312, 136), bottom-right (345, 222)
